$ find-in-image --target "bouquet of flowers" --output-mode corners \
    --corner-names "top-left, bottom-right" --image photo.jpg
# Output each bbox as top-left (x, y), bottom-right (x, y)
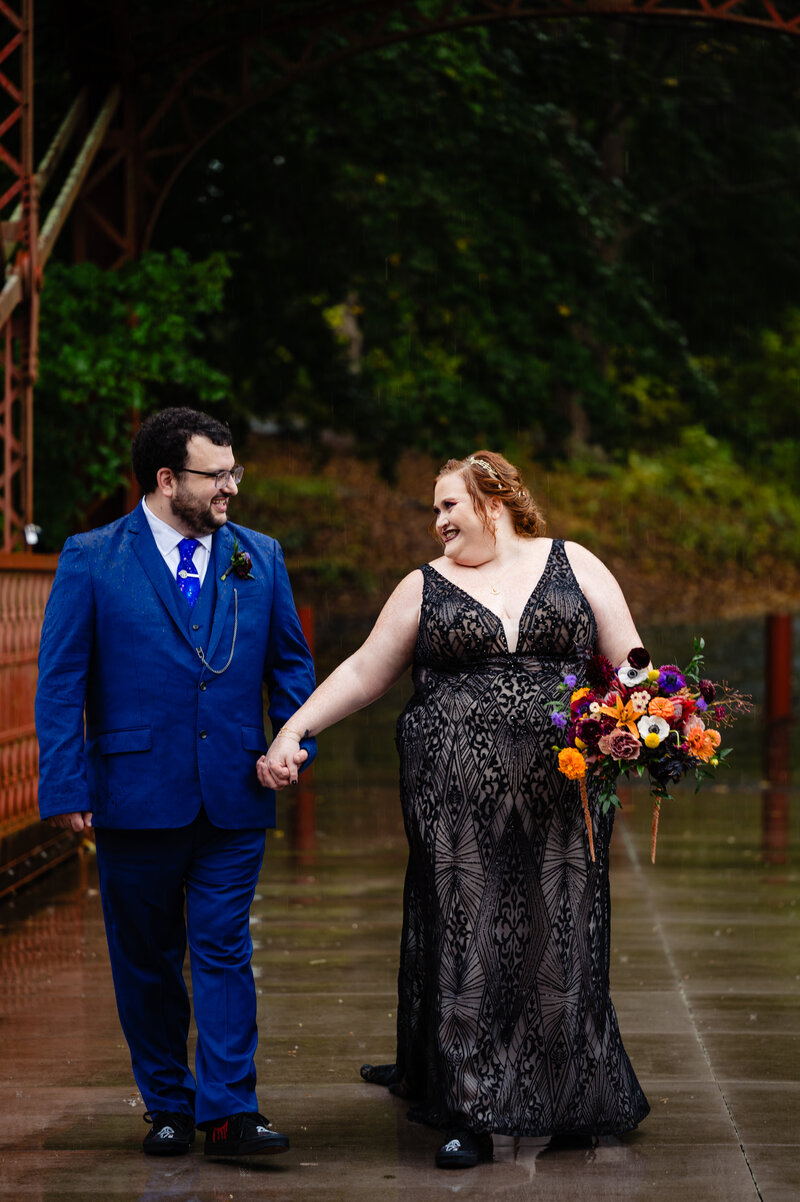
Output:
top-left (551, 639), bottom-right (749, 863)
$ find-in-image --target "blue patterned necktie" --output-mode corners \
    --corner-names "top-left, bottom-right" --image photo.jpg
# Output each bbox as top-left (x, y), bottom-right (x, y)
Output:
top-left (176, 538), bottom-right (200, 608)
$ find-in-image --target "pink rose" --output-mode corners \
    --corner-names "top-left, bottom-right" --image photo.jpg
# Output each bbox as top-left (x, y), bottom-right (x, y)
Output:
top-left (598, 729), bottom-right (641, 761)
top-left (682, 714), bottom-right (706, 736)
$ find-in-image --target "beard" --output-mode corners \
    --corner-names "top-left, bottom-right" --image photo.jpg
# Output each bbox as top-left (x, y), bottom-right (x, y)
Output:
top-left (169, 482), bottom-right (228, 536)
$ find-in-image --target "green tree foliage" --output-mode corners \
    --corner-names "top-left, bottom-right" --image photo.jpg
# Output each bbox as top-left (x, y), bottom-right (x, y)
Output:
top-left (35, 250), bottom-right (232, 549)
top-left (703, 309), bottom-right (800, 481)
top-left (154, 17), bottom-right (800, 475)
top-left (30, 7), bottom-right (800, 573)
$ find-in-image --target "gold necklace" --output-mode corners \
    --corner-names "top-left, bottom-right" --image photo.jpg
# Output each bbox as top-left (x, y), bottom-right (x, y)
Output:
top-left (477, 551), bottom-right (520, 595)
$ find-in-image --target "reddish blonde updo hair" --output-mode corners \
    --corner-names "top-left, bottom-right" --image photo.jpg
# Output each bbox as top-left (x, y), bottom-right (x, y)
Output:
top-left (433, 450), bottom-right (546, 543)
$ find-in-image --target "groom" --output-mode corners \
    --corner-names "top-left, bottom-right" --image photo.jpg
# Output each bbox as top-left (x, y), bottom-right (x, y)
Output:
top-left (35, 407), bottom-right (315, 1158)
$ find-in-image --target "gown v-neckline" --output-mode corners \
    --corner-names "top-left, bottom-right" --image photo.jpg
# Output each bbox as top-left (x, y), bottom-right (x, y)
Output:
top-left (425, 539), bottom-right (558, 654)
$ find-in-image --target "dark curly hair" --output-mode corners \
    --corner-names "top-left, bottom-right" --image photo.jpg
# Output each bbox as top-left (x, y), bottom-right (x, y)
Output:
top-left (131, 407), bottom-right (232, 494)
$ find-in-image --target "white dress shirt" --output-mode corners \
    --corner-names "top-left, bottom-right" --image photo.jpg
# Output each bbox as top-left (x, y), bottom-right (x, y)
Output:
top-left (141, 497), bottom-right (212, 586)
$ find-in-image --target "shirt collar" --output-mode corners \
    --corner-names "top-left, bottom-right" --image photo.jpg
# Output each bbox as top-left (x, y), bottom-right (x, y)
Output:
top-left (141, 497), bottom-right (213, 556)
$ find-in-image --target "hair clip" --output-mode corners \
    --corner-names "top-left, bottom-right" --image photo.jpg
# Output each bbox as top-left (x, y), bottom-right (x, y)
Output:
top-left (466, 456), bottom-right (499, 479)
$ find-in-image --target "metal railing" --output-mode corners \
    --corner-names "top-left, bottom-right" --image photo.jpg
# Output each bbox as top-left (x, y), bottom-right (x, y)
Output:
top-left (0, 552), bottom-right (81, 897)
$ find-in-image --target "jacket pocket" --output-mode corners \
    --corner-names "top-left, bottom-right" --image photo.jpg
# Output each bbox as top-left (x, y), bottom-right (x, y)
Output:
top-left (97, 727), bottom-right (153, 755)
top-left (241, 725), bottom-right (268, 753)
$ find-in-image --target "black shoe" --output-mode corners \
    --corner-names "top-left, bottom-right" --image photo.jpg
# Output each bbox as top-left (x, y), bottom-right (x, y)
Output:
top-left (142, 1111), bottom-right (195, 1156)
top-left (435, 1129), bottom-right (493, 1169)
top-left (203, 1112), bottom-right (290, 1158)
top-left (360, 1063), bottom-right (398, 1087)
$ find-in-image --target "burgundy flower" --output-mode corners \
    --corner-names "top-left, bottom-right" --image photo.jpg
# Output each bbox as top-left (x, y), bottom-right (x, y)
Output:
top-left (570, 690), bottom-right (594, 718)
top-left (627, 647), bottom-right (650, 670)
top-left (713, 704), bottom-right (727, 721)
top-left (232, 551), bottom-right (253, 579)
top-left (221, 538), bottom-right (255, 582)
top-left (567, 721), bottom-right (582, 747)
top-left (586, 654), bottom-right (616, 692)
top-left (698, 679), bottom-right (716, 703)
top-left (577, 718), bottom-right (603, 748)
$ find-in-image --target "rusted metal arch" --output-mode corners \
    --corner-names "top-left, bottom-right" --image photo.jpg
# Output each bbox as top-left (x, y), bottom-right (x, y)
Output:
top-left (73, 0), bottom-right (800, 269)
top-left (113, 1), bottom-right (800, 59)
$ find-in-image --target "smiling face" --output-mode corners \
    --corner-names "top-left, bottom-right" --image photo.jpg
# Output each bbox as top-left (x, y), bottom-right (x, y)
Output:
top-left (168, 434), bottom-right (238, 536)
top-left (433, 471), bottom-right (496, 564)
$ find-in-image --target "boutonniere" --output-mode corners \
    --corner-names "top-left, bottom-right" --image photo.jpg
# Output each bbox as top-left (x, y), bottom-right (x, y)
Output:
top-left (220, 538), bottom-right (255, 582)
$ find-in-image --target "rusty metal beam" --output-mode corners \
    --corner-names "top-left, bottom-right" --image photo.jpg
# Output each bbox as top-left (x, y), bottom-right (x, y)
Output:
top-left (5, 90), bottom-right (88, 263)
top-left (35, 90), bottom-right (88, 193)
top-left (38, 86), bottom-right (121, 267)
top-left (0, 0), bottom-right (35, 554)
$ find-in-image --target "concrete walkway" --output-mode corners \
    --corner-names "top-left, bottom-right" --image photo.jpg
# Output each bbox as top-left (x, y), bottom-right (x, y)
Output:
top-left (0, 773), bottom-right (798, 1201)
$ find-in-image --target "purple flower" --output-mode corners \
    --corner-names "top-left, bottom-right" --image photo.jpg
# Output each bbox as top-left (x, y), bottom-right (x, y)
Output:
top-left (551, 713), bottom-right (568, 730)
top-left (564, 673), bottom-right (577, 689)
top-left (696, 698), bottom-right (708, 711)
top-left (657, 665), bottom-right (686, 695)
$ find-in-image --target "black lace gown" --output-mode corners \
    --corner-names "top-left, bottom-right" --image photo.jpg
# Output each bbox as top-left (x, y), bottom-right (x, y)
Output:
top-left (392, 539), bottom-right (649, 1137)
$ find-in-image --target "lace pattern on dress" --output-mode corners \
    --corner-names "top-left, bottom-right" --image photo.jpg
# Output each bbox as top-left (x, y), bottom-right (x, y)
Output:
top-left (393, 539), bottom-right (649, 1137)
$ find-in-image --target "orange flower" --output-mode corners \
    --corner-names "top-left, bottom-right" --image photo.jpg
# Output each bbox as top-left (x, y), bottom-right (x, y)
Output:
top-left (683, 727), bottom-right (721, 762)
top-left (649, 697), bottom-right (675, 721)
top-left (558, 748), bottom-right (587, 780)
top-left (597, 694), bottom-right (645, 736)
top-left (570, 687), bottom-right (591, 707)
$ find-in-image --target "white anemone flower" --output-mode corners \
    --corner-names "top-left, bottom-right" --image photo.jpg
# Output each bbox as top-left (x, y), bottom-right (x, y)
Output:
top-left (617, 664), bottom-right (650, 688)
top-left (637, 715), bottom-right (671, 748)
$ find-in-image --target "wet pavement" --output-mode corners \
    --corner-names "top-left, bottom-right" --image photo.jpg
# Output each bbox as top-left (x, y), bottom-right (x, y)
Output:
top-left (1, 729), bottom-right (798, 1200)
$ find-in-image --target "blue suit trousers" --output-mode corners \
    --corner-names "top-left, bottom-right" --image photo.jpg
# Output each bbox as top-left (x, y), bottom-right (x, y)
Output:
top-left (95, 810), bottom-right (266, 1124)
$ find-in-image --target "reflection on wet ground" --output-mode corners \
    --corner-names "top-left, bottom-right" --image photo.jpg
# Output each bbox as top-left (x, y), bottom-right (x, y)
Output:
top-left (0, 695), bottom-right (798, 1200)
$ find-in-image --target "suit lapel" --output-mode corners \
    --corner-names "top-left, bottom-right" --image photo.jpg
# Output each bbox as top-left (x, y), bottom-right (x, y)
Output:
top-left (205, 525), bottom-right (235, 664)
top-left (128, 508), bottom-right (197, 649)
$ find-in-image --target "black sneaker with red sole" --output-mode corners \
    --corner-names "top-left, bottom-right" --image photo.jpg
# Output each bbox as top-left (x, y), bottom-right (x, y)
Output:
top-left (203, 1111), bottom-right (290, 1158)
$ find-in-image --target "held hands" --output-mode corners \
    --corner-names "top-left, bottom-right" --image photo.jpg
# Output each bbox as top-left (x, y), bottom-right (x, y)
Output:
top-left (48, 812), bottom-right (93, 832)
top-left (258, 733), bottom-right (309, 790)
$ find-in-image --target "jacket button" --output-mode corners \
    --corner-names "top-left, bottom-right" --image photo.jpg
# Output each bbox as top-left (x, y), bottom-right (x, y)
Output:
top-left (199, 682), bottom-right (207, 691)
top-left (199, 730), bottom-right (208, 739)
top-left (192, 623), bottom-right (200, 631)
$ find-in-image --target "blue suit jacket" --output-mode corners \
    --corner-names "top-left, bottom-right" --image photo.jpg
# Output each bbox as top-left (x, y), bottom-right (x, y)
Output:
top-left (35, 507), bottom-right (316, 830)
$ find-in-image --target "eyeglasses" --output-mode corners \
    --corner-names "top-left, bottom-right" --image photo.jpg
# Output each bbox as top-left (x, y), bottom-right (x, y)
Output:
top-left (181, 465), bottom-right (244, 489)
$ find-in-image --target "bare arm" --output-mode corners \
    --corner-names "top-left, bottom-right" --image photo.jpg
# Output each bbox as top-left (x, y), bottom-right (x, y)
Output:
top-left (258, 569), bottom-right (423, 787)
top-left (563, 541), bottom-right (643, 667)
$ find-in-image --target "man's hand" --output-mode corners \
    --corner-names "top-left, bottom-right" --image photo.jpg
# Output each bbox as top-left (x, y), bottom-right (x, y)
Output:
top-left (257, 737), bottom-right (309, 790)
top-left (48, 812), bottom-right (93, 832)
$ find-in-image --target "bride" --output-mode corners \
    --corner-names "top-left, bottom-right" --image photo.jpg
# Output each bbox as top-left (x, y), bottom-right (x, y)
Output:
top-left (260, 450), bottom-right (649, 1168)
